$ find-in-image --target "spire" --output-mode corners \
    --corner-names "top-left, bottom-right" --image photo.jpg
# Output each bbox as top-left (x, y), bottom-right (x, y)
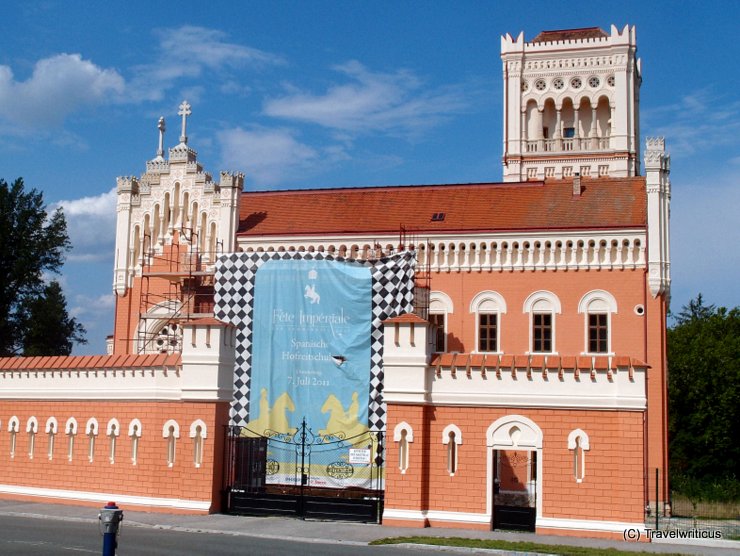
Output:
top-left (154, 116), bottom-right (166, 161)
top-left (178, 100), bottom-right (191, 144)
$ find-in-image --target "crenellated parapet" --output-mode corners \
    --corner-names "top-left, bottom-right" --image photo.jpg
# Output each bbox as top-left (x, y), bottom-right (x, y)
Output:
top-left (113, 102), bottom-right (244, 296)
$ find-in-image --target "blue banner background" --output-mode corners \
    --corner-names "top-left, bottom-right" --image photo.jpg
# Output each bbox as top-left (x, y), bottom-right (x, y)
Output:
top-left (248, 259), bottom-right (372, 436)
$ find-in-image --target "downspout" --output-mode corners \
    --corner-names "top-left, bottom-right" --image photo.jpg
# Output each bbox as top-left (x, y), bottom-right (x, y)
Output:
top-left (642, 250), bottom-right (650, 512)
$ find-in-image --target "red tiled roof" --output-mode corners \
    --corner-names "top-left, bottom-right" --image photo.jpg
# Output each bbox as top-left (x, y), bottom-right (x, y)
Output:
top-left (0, 353), bottom-right (181, 371)
top-left (532, 27), bottom-right (608, 43)
top-left (383, 313), bottom-right (427, 324)
top-left (238, 178), bottom-right (646, 238)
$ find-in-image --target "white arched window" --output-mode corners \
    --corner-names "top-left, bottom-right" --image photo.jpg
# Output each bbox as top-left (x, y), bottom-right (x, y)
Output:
top-left (578, 290), bottom-right (618, 354)
top-left (393, 422), bottom-right (414, 474)
top-left (107, 419), bottom-right (120, 464)
top-left (189, 420), bottom-right (208, 468)
top-left (429, 292), bottom-right (454, 353)
top-left (523, 291), bottom-right (561, 354)
top-left (162, 420), bottom-right (180, 467)
top-left (129, 419), bottom-right (143, 465)
top-left (8, 416), bottom-right (19, 458)
top-left (26, 417), bottom-right (38, 459)
top-left (45, 417), bottom-right (58, 460)
top-left (66, 417), bottom-right (78, 462)
top-left (568, 429), bottom-right (591, 482)
top-left (442, 424), bottom-right (463, 476)
top-left (470, 291), bottom-right (507, 353)
top-left (86, 418), bottom-right (99, 463)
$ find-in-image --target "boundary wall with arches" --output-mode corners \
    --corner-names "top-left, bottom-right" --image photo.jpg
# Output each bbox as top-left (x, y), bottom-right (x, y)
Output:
top-left (0, 319), bottom-right (235, 513)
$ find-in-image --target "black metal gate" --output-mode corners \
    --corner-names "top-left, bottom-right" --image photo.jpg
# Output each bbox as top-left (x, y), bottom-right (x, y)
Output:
top-left (223, 419), bottom-right (384, 523)
top-left (492, 449), bottom-right (537, 532)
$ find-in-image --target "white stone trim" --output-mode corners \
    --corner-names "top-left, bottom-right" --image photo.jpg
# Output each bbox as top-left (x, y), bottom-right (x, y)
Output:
top-left (65, 417), bottom-right (78, 435)
top-left (128, 419), bottom-right (143, 437)
top-left (430, 291), bottom-right (454, 314)
top-left (8, 416), bottom-right (19, 433)
top-left (382, 507), bottom-right (490, 525)
top-left (537, 516), bottom-right (645, 534)
top-left (578, 289), bottom-right (618, 314)
top-left (0, 483), bottom-right (210, 512)
top-left (106, 419), bottom-right (121, 437)
top-left (523, 290), bottom-right (561, 313)
top-left (441, 424), bottom-right (463, 445)
top-left (567, 428), bottom-right (590, 450)
top-left (45, 417), bottom-right (58, 434)
top-left (26, 416), bottom-right (38, 433)
top-left (469, 290), bottom-right (507, 314)
top-left (85, 418), bottom-right (99, 436)
top-left (189, 419), bottom-right (208, 438)
top-left (393, 421), bottom-right (413, 442)
top-left (162, 420), bottom-right (181, 438)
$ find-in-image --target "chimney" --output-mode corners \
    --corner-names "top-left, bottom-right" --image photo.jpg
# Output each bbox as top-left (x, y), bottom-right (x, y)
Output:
top-left (573, 172), bottom-right (582, 197)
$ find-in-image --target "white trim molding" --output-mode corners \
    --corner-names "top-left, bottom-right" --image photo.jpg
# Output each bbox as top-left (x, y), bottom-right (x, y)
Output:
top-left (537, 516), bottom-right (646, 534)
top-left (0, 484), bottom-right (211, 512)
top-left (441, 424), bottom-right (463, 445)
top-left (382, 508), bottom-right (490, 525)
top-left (393, 421), bottom-right (414, 442)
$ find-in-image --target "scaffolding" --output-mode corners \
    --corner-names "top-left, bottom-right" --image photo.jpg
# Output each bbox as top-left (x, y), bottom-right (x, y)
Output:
top-left (135, 229), bottom-right (221, 354)
top-left (399, 225), bottom-right (431, 321)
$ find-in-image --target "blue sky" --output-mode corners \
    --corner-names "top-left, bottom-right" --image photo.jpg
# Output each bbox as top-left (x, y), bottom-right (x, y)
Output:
top-left (2, 1), bottom-right (739, 354)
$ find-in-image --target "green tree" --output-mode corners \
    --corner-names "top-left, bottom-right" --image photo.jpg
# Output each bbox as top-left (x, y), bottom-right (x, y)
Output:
top-left (0, 177), bottom-right (85, 356)
top-left (668, 294), bottom-right (740, 488)
top-left (22, 280), bottom-right (86, 356)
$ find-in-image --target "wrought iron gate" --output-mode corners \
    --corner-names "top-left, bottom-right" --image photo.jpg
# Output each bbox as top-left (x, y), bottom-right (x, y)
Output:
top-left (223, 419), bottom-right (384, 523)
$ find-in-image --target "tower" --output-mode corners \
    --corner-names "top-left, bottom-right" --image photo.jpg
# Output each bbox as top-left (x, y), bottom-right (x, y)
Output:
top-left (501, 25), bottom-right (641, 182)
top-left (112, 101), bottom-right (243, 354)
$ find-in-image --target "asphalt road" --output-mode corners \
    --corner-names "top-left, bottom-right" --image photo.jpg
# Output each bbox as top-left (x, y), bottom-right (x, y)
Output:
top-left (0, 514), bottom-right (438, 556)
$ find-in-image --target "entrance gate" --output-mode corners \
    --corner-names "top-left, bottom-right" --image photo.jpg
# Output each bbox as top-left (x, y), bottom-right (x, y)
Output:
top-left (223, 419), bottom-right (384, 523)
top-left (492, 449), bottom-right (537, 531)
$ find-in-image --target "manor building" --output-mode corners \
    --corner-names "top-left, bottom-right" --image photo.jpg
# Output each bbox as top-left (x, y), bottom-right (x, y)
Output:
top-left (0, 25), bottom-right (669, 539)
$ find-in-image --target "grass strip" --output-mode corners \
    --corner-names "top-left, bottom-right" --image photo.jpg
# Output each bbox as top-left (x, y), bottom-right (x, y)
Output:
top-left (369, 536), bottom-right (688, 555)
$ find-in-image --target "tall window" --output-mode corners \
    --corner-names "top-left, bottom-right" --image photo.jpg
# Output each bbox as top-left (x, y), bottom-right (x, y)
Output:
top-left (393, 422), bottom-right (413, 474)
top-left (478, 313), bottom-right (498, 352)
top-left (429, 292), bottom-right (454, 353)
top-left (26, 417), bottom-right (38, 459)
top-left (8, 417), bottom-right (19, 458)
top-left (163, 420), bottom-right (180, 468)
top-left (588, 314), bottom-right (608, 353)
top-left (523, 291), bottom-right (561, 354)
top-left (129, 419), bottom-right (143, 466)
top-left (189, 420), bottom-right (208, 469)
top-left (578, 290), bottom-right (618, 354)
top-left (429, 313), bottom-right (446, 353)
top-left (470, 291), bottom-right (507, 353)
top-left (46, 417), bottom-right (58, 460)
top-left (568, 429), bottom-right (590, 483)
top-left (442, 424), bottom-right (463, 476)
top-left (532, 313), bottom-right (552, 353)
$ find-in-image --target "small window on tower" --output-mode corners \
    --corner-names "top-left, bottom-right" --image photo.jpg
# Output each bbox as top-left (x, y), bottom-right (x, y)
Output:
top-left (431, 212), bottom-right (446, 222)
top-left (563, 127), bottom-right (575, 138)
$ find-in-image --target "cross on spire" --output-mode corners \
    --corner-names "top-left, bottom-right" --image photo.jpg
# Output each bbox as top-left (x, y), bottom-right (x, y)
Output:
top-left (156, 116), bottom-right (166, 159)
top-left (178, 100), bottom-right (191, 144)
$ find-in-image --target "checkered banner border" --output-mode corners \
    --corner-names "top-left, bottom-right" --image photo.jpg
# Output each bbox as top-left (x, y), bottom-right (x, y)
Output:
top-left (213, 250), bottom-right (416, 431)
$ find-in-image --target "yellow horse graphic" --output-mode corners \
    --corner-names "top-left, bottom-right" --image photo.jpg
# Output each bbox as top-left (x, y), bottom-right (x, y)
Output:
top-left (242, 389), bottom-right (296, 437)
top-left (319, 392), bottom-right (368, 438)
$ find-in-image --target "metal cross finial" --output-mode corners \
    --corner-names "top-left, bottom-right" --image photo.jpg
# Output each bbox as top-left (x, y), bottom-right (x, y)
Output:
top-left (178, 100), bottom-right (191, 144)
top-left (156, 116), bottom-right (166, 158)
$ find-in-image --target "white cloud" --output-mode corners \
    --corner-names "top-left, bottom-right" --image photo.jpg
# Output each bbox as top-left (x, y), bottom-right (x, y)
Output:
top-left (263, 61), bottom-right (469, 137)
top-left (131, 26), bottom-right (283, 102)
top-left (70, 293), bottom-right (116, 320)
top-left (54, 188), bottom-right (117, 262)
top-left (0, 54), bottom-right (124, 129)
top-left (218, 127), bottom-right (320, 186)
top-left (643, 88), bottom-right (740, 157)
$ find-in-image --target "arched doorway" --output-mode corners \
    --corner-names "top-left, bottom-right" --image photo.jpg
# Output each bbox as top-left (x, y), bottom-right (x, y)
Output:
top-left (486, 415), bottom-right (543, 531)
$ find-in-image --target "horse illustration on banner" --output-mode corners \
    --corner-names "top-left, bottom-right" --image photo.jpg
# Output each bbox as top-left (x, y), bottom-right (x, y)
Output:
top-left (304, 284), bottom-right (320, 304)
top-left (319, 392), bottom-right (368, 438)
top-left (242, 389), bottom-right (297, 437)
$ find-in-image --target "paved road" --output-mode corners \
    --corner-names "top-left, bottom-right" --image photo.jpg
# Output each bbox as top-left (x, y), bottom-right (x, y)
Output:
top-left (0, 514), bottom-right (435, 556)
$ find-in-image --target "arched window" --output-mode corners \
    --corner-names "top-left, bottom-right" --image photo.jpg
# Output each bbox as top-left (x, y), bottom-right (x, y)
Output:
top-left (107, 419), bottom-right (120, 464)
top-left (429, 292), bottom-right (454, 353)
top-left (189, 420), bottom-right (208, 468)
top-left (26, 417), bottom-right (38, 459)
top-left (162, 420), bottom-right (180, 467)
top-left (442, 424), bottom-right (463, 476)
top-left (129, 419), bottom-right (143, 465)
top-left (523, 291), bottom-right (561, 354)
top-left (568, 429), bottom-right (590, 482)
top-left (578, 290), bottom-right (618, 354)
top-left (470, 291), bottom-right (507, 353)
top-left (393, 422), bottom-right (414, 474)
top-left (65, 418), bottom-right (78, 462)
top-left (45, 417), bottom-right (58, 460)
top-left (86, 418), bottom-right (99, 463)
top-left (8, 416), bottom-right (19, 458)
